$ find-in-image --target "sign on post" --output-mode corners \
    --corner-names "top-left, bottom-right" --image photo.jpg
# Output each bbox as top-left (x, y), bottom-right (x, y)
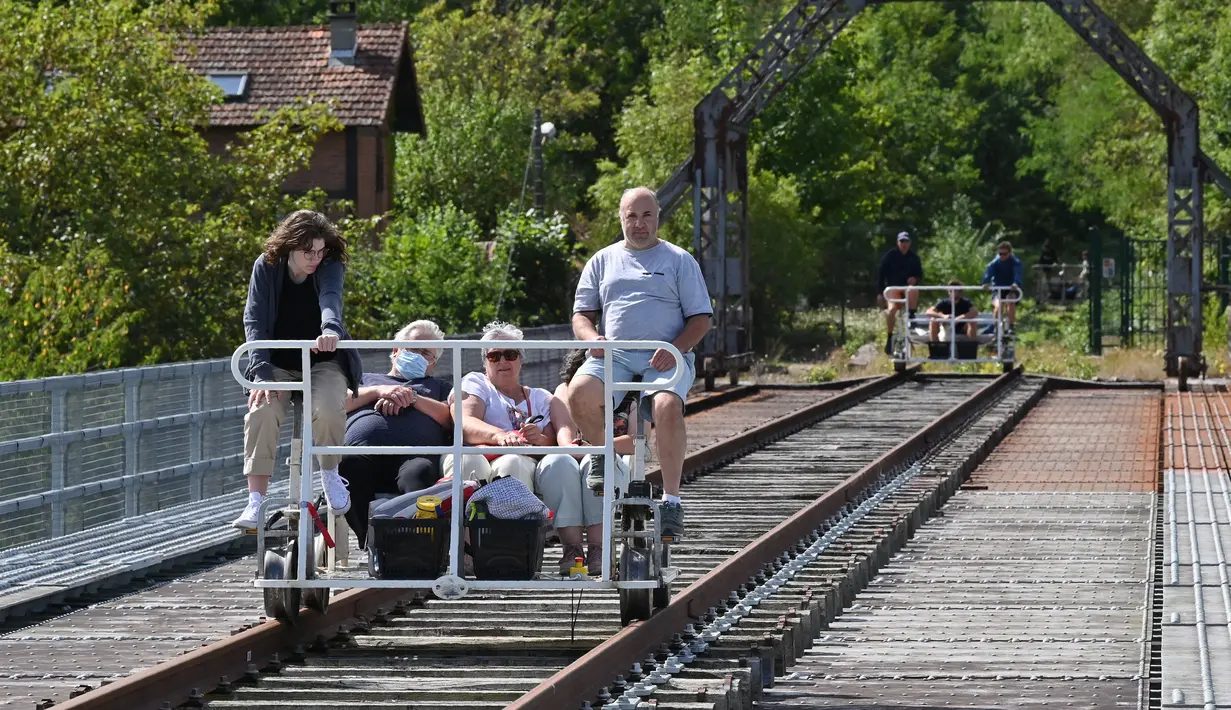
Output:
top-left (1102, 258), bottom-right (1116, 279)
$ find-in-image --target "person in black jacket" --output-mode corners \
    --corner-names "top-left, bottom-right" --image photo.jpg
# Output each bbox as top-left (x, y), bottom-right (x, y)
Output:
top-left (876, 232), bottom-right (924, 354)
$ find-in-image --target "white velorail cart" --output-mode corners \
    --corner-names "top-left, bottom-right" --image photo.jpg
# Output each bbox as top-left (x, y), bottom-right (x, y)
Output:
top-left (883, 285), bottom-right (1022, 373)
top-left (230, 339), bottom-right (681, 626)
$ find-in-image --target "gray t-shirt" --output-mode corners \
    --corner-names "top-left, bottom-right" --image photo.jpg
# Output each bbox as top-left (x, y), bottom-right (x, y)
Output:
top-left (573, 240), bottom-right (713, 343)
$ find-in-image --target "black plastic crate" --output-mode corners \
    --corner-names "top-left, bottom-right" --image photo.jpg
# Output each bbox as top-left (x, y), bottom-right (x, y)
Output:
top-left (927, 340), bottom-right (979, 360)
top-left (366, 517), bottom-right (449, 580)
top-left (467, 517), bottom-right (546, 580)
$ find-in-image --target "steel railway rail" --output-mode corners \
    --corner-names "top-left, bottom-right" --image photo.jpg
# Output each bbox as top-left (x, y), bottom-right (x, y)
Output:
top-left (53, 370), bottom-right (1035, 710)
top-left (42, 370), bottom-right (1057, 710)
top-left (5, 385), bottom-right (826, 709)
top-left (513, 369), bottom-right (1045, 710)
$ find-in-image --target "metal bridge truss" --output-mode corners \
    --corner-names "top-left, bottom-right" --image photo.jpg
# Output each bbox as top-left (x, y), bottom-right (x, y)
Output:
top-left (658, 0), bottom-right (1231, 387)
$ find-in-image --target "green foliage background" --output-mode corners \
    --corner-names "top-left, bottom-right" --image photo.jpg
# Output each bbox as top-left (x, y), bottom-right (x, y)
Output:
top-left (3, 0), bottom-right (1231, 380)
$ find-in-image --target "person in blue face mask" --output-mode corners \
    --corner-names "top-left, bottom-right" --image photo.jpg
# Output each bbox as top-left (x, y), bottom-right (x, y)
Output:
top-left (339, 319), bottom-right (453, 547)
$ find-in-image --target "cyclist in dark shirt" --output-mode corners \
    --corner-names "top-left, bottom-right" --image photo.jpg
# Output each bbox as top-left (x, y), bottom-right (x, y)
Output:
top-left (924, 279), bottom-right (979, 340)
top-left (876, 232), bottom-right (924, 354)
top-left (340, 319), bottom-right (453, 547)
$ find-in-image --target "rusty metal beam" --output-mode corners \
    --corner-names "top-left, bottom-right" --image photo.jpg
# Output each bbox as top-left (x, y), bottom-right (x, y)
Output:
top-left (509, 367), bottom-right (1024, 710)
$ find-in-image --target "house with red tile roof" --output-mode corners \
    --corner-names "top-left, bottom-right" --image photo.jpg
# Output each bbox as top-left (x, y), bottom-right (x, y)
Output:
top-left (177, 1), bottom-right (424, 218)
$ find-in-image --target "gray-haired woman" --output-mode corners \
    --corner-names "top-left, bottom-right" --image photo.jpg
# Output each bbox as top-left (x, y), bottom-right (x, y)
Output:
top-left (444, 321), bottom-right (604, 575)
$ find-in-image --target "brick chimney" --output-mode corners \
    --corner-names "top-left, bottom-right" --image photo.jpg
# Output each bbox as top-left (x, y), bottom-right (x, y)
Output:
top-left (328, 0), bottom-right (357, 67)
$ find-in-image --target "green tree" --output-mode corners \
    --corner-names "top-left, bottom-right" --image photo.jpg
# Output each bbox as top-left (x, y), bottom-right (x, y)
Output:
top-left (350, 204), bottom-right (509, 337)
top-left (395, 0), bottom-right (600, 228)
top-left (493, 209), bottom-right (578, 327)
top-left (0, 0), bottom-right (339, 378)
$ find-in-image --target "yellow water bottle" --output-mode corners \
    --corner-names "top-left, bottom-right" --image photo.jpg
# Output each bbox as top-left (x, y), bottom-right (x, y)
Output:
top-left (415, 495), bottom-right (441, 519)
top-left (569, 556), bottom-right (588, 577)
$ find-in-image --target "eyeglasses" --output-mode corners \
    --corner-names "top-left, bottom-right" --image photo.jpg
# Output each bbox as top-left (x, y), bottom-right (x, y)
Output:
top-left (299, 247), bottom-right (329, 260)
top-left (404, 347), bottom-right (436, 361)
top-left (485, 350), bottom-right (521, 363)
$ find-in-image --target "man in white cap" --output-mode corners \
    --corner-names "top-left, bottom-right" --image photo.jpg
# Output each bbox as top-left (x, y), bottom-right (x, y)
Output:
top-left (876, 231), bottom-right (923, 355)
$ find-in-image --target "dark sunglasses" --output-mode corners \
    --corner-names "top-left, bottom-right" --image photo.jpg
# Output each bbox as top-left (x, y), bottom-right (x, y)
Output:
top-left (485, 349), bottom-right (521, 363)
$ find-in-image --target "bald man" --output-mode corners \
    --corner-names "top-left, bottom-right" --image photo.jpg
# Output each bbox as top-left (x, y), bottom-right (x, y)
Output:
top-left (567, 187), bottom-right (712, 543)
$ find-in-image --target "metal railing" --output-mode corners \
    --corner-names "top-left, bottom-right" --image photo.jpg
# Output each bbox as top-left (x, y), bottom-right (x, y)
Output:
top-left (230, 338), bottom-right (684, 592)
top-left (1032, 263), bottom-right (1088, 304)
top-left (884, 285), bottom-right (1020, 365)
top-left (0, 324), bottom-right (574, 552)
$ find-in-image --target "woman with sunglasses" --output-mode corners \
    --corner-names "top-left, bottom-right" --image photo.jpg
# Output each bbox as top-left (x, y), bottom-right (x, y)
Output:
top-left (338, 319), bottom-right (453, 548)
top-left (444, 321), bottom-right (603, 575)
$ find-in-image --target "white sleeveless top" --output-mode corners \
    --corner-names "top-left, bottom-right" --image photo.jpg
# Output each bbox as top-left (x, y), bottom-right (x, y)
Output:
top-left (459, 372), bottom-right (554, 432)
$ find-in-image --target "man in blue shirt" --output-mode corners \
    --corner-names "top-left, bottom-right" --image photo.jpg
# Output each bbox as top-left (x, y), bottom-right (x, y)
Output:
top-left (981, 240), bottom-right (1024, 332)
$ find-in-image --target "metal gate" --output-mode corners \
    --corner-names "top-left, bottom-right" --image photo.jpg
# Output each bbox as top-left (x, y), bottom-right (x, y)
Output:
top-left (1089, 233), bottom-right (1167, 353)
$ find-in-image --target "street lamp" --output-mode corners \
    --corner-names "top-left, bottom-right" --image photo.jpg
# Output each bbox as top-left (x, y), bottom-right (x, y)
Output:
top-left (520, 108), bottom-right (556, 215)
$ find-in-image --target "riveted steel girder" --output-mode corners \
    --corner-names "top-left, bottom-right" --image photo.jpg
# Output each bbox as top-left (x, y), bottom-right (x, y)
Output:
top-left (657, 0), bottom-right (1230, 381)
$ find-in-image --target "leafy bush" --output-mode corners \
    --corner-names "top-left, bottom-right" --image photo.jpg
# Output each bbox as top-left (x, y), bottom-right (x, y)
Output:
top-left (350, 205), bottom-right (507, 338)
top-left (0, 0), bottom-right (339, 379)
top-left (805, 363), bottom-right (839, 383)
top-left (396, 0), bottom-right (599, 228)
top-left (920, 195), bottom-right (1008, 287)
top-left (493, 210), bottom-right (579, 328)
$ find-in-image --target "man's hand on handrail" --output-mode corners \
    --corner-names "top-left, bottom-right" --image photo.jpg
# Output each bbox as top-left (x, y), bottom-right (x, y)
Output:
top-left (587, 335), bottom-right (609, 358)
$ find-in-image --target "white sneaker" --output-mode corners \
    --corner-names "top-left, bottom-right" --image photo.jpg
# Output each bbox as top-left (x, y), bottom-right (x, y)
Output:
top-left (319, 468), bottom-right (351, 515)
top-left (232, 498), bottom-right (262, 531)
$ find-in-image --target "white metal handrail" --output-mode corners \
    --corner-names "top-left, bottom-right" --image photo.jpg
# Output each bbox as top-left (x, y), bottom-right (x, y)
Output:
top-left (882, 285), bottom-right (1021, 364)
top-left (230, 338), bottom-right (685, 590)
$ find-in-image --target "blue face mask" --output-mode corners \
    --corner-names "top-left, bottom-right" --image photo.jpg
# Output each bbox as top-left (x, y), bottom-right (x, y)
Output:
top-left (395, 350), bottom-right (429, 380)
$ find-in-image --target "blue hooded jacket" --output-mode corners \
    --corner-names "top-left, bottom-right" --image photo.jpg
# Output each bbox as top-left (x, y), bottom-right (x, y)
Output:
top-left (982, 254), bottom-right (1023, 288)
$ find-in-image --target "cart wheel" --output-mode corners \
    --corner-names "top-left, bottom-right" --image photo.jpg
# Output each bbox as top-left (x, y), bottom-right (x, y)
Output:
top-left (261, 541), bottom-right (301, 624)
top-left (894, 361), bottom-right (906, 374)
top-left (261, 549), bottom-right (287, 621)
top-left (280, 539), bottom-right (303, 624)
top-left (1178, 357), bottom-right (1190, 392)
top-left (618, 546), bottom-right (653, 626)
top-left (303, 534), bottom-right (330, 614)
top-left (1002, 361), bottom-right (1013, 374)
top-left (652, 545), bottom-right (671, 610)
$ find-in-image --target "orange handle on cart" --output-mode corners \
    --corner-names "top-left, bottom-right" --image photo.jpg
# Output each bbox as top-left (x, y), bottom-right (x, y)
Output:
top-left (304, 501), bottom-right (336, 549)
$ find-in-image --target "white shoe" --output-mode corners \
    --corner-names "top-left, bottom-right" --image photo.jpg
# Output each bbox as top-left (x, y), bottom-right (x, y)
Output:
top-left (319, 468), bottom-right (351, 515)
top-left (232, 498), bottom-right (262, 531)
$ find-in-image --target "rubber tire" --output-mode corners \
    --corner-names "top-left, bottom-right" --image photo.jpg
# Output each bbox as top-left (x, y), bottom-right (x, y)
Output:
top-left (1178, 358), bottom-right (1190, 392)
top-left (281, 539), bottom-right (303, 624)
top-left (621, 588), bottom-right (653, 626)
top-left (894, 361), bottom-right (906, 374)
